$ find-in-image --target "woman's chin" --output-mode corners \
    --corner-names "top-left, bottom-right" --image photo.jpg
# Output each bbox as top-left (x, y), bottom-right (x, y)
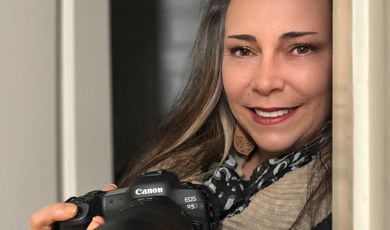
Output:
top-left (255, 139), bottom-right (299, 157)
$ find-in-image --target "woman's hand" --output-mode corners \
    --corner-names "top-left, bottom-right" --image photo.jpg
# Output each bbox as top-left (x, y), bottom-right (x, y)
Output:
top-left (30, 202), bottom-right (78, 230)
top-left (86, 216), bottom-right (106, 230)
top-left (30, 184), bottom-right (117, 230)
top-left (85, 184), bottom-right (117, 230)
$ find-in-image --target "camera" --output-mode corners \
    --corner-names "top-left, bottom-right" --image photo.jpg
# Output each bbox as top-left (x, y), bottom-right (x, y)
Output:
top-left (55, 170), bottom-right (220, 230)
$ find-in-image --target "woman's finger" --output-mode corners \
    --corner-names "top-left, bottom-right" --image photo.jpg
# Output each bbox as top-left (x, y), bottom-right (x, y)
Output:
top-left (30, 203), bottom-right (77, 230)
top-left (101, 184), bottom-right (117, 192)
top-left (86, 216), bottom-right (105, 230)
top-left (83, 184), bottom-right (116, 230)
top-left (30, 185), bottom-right (116, 229)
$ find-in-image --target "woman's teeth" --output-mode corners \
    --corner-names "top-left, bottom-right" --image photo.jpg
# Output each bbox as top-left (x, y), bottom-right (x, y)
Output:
top-left (255, 109), bottom-right (291, 118)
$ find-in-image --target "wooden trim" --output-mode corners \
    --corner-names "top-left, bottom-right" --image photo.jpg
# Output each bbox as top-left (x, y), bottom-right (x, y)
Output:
top-left (333, 0), bottom-right (354, 228)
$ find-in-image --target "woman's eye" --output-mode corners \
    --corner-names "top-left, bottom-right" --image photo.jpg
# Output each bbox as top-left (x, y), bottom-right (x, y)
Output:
top-left (230, 46), bottom-right (254, 57)
top-left (290, 43), bottom-right (317, 56)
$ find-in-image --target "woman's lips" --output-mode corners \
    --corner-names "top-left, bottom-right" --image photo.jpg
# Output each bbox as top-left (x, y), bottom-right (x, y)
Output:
top-left (249, 106), bottom-right (300, 125)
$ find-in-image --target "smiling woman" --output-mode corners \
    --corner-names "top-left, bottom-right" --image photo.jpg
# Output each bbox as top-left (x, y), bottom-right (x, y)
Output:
top-left (120, 0), bottom-right (332, 229)
top-left (223, 0), bottom-right (332, 165)
top-left (30, 0), bottom-right (332, 229)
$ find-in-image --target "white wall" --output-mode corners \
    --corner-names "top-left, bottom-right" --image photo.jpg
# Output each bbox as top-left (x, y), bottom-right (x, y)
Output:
top-left (0, 1), bottom-right (58, 229)
top-left (0, 0), bottom-right (112, 229)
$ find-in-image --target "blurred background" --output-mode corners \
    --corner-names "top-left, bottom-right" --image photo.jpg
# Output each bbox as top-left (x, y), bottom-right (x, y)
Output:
top-left (110, 0), bottom-right (200, 185)
top-left (0, 0), bottom-right (201, 229)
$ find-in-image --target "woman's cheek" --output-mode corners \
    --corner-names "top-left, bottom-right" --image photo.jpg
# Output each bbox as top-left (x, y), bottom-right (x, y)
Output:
top-left (223, 59), bottom-right (257, 91)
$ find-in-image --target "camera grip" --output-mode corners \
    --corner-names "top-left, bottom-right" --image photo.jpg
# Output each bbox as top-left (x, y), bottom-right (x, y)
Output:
top-left (54, 190), bottom-right (106, 230)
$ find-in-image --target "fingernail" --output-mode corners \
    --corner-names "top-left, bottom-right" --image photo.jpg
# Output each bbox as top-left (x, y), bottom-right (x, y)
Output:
top-left (103, 184), bottom-right (117, 191)
top-left (92, 216), bottom-right (104, 225)
top-left (109, 184), bottom-right (118, 189)
top-left (64, 203), bottom-right (77, 216)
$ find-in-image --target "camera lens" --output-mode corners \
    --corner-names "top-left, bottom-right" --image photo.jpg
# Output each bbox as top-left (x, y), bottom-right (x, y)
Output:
top-left (97, 196), bottom-right (193, 230)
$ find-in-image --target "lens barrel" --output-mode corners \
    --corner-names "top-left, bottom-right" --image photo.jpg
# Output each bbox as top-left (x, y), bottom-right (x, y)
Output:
top-left (97, 196), bottom-right (193, 230)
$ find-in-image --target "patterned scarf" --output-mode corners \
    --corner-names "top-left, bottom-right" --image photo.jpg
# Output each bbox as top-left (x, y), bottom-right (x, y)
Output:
top-left (204, 122), bottom-right (331, 219)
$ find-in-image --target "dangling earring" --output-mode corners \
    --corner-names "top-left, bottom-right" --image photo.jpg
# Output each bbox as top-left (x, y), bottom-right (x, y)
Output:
top-left (233, 124), bottom-right (255, 156)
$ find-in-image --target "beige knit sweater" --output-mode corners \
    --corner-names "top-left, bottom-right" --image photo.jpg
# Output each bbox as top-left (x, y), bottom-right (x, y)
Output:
top-left (150, 155), bottom-right (331, 230)
top-left (218, 159), bottom-right (331, 230)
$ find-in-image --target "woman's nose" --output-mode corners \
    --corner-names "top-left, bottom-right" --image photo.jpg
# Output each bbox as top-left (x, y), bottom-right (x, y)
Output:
top-left (250, 56), bottom-right (286, 96)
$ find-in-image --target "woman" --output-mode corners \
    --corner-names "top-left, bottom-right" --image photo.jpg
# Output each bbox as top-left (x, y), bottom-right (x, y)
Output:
top-left (31, 0), bottom-right (332, 229)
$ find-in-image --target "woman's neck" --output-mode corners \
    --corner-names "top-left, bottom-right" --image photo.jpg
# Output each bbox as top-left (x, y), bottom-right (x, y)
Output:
top-left (242, 149), bottom-right (280, 180)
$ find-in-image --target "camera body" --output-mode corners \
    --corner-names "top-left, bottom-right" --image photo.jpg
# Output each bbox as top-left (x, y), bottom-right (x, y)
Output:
top-left (56, 170), bottom-right (219, 230)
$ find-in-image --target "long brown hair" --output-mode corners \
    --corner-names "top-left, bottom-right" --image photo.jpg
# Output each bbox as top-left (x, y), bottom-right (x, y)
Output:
top-left (120, 0), bottom-right (232, 185)
top-left (120, 0), bottom-right (332, 227)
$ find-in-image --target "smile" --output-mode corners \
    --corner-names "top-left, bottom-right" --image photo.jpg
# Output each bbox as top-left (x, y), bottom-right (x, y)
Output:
top-left (250, 106), bottom-right (300, 125)
top-left (254, 108), bottom-right (292, 118)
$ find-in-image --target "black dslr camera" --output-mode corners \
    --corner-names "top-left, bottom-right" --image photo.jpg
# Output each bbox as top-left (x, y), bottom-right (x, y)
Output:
top-left (56, 170), bottom-right (220, 230)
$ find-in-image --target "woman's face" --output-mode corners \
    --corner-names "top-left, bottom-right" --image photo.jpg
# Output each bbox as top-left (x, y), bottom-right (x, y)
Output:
top-left (222, 0), bottom-right (332, 155)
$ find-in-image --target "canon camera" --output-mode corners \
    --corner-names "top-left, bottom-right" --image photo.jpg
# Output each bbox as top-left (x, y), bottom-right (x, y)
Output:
top-left (55, 170), bottom-right (220, 230)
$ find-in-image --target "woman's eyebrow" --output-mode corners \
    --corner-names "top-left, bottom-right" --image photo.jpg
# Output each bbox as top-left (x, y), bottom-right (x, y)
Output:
top-left (227, 34), bottom-right (257, 43)
top-left (279, 31), bottom-right (318, 40)
top-left (227, 32), bottom-right (318, 43)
